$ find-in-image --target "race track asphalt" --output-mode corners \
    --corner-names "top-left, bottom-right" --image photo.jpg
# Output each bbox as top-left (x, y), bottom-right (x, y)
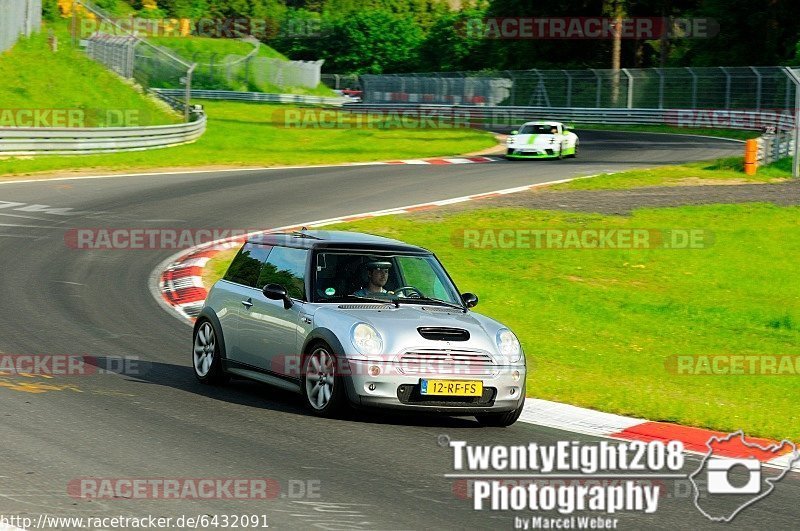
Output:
top-left (0, 131), bottom-right (796, 530)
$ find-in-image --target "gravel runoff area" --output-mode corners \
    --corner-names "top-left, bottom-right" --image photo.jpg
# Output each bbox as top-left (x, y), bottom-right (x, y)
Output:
top-left (433, 180), bottom-right (800, 215)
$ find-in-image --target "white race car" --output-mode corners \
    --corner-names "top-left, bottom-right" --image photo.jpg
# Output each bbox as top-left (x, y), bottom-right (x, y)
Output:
top-left (506, 121), bottom-right (579, 159)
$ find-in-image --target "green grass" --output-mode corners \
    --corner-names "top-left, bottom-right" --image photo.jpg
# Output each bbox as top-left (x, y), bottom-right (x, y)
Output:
top-left (0, 101), bottom-right (496, 177)
top-left (574, 123), bottom-right (760, 141)
top-left (552, 157), bottom-right (792, 190)
top-left (199, 194), bottom-right (800, 439)
top-left (203, 248), bottom-right (239, 288)
top-left (0, 23), bottom-right (180, 127)
top-left (148, 36), bottom-right (336, 96)
top-left (149, 36), bottom-right (290, 61)
top-left (324, 204), bottom-right (799, 441)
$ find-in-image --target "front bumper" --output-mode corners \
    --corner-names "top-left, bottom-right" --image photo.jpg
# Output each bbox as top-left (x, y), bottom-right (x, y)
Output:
top-left (342, 359), bottom-right (526, 414)
top-left (506, 147), bottom-right (559, 159)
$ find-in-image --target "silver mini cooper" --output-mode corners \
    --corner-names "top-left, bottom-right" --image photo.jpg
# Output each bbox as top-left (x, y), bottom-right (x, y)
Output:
top-left (192, 231), bottom-right (526, 426)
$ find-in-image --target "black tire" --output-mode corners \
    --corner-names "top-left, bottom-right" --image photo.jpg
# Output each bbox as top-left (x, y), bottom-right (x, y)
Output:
top-left (192, 319), bottom-right (228, 385)
top-left (301, 342), bottom-right (348, 417)
top-left (571, 142), bottom-right (579, 158)
top-left (475, 402), bottom-right (524, 427)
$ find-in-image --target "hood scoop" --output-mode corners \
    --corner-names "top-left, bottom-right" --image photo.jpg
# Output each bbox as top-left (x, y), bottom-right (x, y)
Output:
top-left (417, 327), bottom-right (470, 341)
top-left (337, 304), bottom-right (395, 310)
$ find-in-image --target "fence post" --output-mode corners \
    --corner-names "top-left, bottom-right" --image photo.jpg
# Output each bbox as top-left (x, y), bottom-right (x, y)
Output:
top-left (506, 70), bottom-right (515, 106)
top-left (685, 67), bottom-right (698, 108)
top-left (783, 67), bottom-right (800, 178)
top-left (622, 68), bottom-right (633, 108)
top-left (562, 70), bottom-right (572, 108)
top-left (185, 64), bottom-right (195, 122)
top-left (749, 66), bottom-right (762, 110)
top-left (590, 68), bottom-right (601, 107)
top-left (720, 66), bottom-right (731, 109)
top-left (656, 68), bottom-right (665, 109)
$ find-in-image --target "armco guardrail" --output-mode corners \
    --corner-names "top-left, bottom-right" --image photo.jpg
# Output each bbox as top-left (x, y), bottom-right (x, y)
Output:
top-left (0, 112), bottom-right (207, 155)
top-left (344, 103), bottom-right (797, 131)
top-left (758, 132), bottom-right (795, 165)
top-left (154, 88), bottom-right (349, 106)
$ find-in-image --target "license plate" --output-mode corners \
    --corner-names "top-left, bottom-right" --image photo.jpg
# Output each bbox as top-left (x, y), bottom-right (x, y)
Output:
top-left (420, 379), bottom-right (482, 396)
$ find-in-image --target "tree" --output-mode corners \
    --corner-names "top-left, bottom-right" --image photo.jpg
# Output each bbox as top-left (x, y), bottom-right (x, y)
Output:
top-left (315, 9), bottom-right (423, 73)
top-left (670, 0), bottom-right (800, 66)
top-left (417, 8), bottom-right (488, 71)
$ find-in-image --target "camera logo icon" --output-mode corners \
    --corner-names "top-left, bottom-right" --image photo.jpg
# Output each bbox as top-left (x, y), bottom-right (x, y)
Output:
top-left (706, 457), bottom-right (761, 495)
top-left (690, 430), bottom-right (799, 522)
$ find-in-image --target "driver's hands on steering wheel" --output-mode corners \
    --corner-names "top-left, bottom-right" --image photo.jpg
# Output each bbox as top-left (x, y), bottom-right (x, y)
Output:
top-left (394, 286), bottom-right (423, 298)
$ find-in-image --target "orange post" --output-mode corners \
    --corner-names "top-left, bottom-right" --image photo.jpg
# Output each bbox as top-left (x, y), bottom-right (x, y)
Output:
top-left (744, 139), bottom-right (758, 175)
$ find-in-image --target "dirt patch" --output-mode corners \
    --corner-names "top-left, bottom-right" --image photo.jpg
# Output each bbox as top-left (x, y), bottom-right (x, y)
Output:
top-left (460, 134), bottom-right (507, 156)
top-left (671, 177), bottom-right (788, 186)
top-left (430, 180), bottom-right (800, 216)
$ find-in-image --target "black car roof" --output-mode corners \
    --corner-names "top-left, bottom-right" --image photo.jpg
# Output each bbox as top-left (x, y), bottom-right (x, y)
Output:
top-left (247, 230), bottom-right (431, 254)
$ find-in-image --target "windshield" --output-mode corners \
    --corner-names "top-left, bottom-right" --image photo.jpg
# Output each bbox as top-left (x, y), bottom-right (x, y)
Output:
top-left (312, 252), bottom-right (462, 305)
top-left (518, 124), bottom-right (557, 134)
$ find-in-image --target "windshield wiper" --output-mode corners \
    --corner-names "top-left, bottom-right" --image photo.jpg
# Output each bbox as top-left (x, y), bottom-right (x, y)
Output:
top-left (403, 296), bottom-right (466, 312)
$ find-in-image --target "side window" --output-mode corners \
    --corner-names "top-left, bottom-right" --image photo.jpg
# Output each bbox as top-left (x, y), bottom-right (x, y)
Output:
top-left (258, 246), bottom-right (309, 299)
top-left (223, 243), bottom-right (273, 287)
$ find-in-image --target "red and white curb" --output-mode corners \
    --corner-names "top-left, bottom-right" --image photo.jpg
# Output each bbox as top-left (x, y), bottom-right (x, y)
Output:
top-left (382, 156), bottom-right (497, 165)
top-left (521, 398), bottom-right (800, 471)
top-left (152, 173), bottom-right (798, 467)
top-left (154, 176), bottom-right (581, 320)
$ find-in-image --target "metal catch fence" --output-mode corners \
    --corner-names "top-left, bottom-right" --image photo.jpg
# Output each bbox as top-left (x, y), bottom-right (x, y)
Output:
top-left (0, 0), bottom-right (41, 52)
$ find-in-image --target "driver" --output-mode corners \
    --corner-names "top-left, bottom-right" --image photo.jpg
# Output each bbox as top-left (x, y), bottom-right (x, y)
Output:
top-left (354, 261), bottom-right (394, 297)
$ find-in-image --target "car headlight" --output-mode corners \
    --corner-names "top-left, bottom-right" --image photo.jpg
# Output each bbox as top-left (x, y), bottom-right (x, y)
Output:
top-left (496, 329), bottom-right (522, 363)
top-left (506, 137), bottom-right (515, 144)
top-left (351, 323), bottom-right (383, 356)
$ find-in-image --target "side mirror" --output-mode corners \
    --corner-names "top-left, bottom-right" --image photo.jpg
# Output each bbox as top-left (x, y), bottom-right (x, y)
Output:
top-left (461, 292), bottom-right (478, 308)
top-left (263, 283), bottom-right (293, 309)
top-left (510, 130), bottom-right (518, 135)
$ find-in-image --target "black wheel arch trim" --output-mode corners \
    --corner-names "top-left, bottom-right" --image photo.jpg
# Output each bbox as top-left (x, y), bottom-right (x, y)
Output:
top-left (302, 328), bottom-right (358, 402)
top-left (195, 307), bottom-right (228, 360)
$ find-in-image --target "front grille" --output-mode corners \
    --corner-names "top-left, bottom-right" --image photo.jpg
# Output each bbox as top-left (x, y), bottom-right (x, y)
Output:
top-left (397, 349), bottom-right (496, 377)
top-left (397, 384), bottom-right (496, 407)
top-left (417, 327), bottom-right (470, 341)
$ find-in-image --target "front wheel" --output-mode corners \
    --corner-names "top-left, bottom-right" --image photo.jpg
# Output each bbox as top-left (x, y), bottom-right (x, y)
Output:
top-left (192, 320), bottom-right (228, 384)
top-left (475, 402), bottom-right (524, 427)
top-left (301, 344), bottom-right (347, 417)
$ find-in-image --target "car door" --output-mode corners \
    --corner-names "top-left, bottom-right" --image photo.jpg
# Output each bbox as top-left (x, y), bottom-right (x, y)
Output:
top-left (217, 242), bottom-right (273, 362)
top-left (237, 245), bottom-right (310, 374)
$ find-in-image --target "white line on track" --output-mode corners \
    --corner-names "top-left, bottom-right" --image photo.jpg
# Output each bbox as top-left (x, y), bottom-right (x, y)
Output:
top-left (0, 223), bottom-right (61, 229)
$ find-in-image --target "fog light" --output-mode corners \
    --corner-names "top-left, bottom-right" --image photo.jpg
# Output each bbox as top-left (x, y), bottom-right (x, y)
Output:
top-left (368, 365), bottom-right (381, 376)
top-left (368, 383), bottom-right (376, 391)
top-left (512, 370), bottom-right (520, 382)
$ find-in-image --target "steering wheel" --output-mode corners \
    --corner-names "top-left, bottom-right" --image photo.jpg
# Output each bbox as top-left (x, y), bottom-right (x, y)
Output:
top-left (393, 286), bottom-right (423, 298)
